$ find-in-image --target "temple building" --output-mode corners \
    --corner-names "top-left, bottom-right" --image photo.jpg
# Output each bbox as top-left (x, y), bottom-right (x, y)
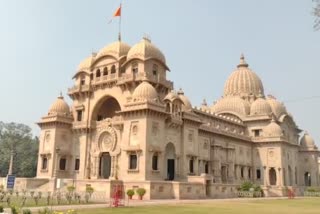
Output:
top-left (34, 37), bottom-right (319, 199)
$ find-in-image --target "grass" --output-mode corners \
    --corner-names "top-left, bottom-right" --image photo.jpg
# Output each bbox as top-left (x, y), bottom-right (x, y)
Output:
top-left (76, 198), bottom-right (320, 214)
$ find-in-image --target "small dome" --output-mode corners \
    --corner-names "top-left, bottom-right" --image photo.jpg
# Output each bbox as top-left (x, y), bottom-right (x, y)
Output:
top-left (224, 55), bottom-right (264, 98)
top-left (211, 96), bottom-right (250, 117)
top-left (127, 37), bottom-right (166, 65)
top-left (300, 132), bottom-right (316, 148)
top-left (48, 94), bottom-right (70, 116)
top-left (177, 89), bottom-right (192, 111)
top-left (263, 119), bottom-right (283, 137)
top-left (96, 40), bottom-right (131, 60)
top-left (77, 56), bottom-right (93, 71)
top-left (250, 98), bottom-right (272, 115)
top-left (266, 95), bottom-right (287, 118)
top-left (133, 81), bottom-right (158, 100)
top-left (164, 90), bottom-right (180, 101)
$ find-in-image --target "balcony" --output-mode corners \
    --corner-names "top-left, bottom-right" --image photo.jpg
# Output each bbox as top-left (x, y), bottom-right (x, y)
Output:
top-left (68, 84), bottom-right (91, 95)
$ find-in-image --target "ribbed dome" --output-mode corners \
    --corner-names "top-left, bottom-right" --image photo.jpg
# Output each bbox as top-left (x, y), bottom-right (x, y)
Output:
top-left (96, 40), bottom-right (131, 59)
top-left (266, 96), bottom-right (287, 118)
top-left (263, 120), bottom-right (283, 137)
top-left (77, 56), bottom-right (93, 71)
top-left (48, 95), bottom-right (70, 116)
top-left (133, 81), bottom-right (158, 100)
top-left (250, 98), bottom-right (272, 116)
top-left (127, 37), bottom-right (166, 64)
top-left (300, 132), bottom-right (316, 148)
top-left (164, 90), bottom-right (179, 101)
top-left (211, 96), bottom-right (250, 117)
top-left (177, 89), bottom-right (192, 111)
top-left (224, 55), bottom-right (264, 98)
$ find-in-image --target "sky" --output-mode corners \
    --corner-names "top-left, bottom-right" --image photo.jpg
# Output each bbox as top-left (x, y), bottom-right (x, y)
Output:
top-left (0, 0), bottom-right (319, 145)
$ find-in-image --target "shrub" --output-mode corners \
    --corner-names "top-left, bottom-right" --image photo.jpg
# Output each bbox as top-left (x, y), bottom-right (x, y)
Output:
top-left (67, 186), bottom-right (76, 193)
top-left (0, 184), bottom-right (4, 191)
top-left (126, 189), bottom-right (135, 197)
top-left (0, 205), bottom-right (4, 212)
top-left (239, 181), bottom-right (254, 191)
top-left (11, 206), bottom-right (19, 214)
top-left (306, 187), bottom-right (320, 192)
top-left (22, 209), bottom-right (32, 214)
top-left (136, 188), bottom-right (146, 196)
top-left (38, 207), bottom-right (53, 214)
top-left (85, 186), bottom-right (94, 195)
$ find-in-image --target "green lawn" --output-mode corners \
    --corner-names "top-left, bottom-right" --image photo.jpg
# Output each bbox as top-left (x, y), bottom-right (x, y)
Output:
top-left (77, 198), bottom-right (320, 214)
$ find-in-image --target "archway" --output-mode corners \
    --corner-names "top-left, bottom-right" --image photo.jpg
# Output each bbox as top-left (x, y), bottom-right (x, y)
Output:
top-left (99, 152), bottom-right (111, 179)
top-left (93, 97), bottom-right (121, 121)
top-left (304, 172), bottom-right (311, 186)
top-left (165, 143), bottom-right (176, 181)
top-left (269, 168), bottom-right (277, 186)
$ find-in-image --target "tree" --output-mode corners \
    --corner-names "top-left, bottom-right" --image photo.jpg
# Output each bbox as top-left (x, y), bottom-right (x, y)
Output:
top-left (0, 122), bottom-right (39, 177)
top-left (313, 0), bottom-right (320, 30)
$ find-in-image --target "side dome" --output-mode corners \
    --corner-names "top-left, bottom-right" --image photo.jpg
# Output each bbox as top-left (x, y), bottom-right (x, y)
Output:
top-left (96, 40), bottom-right (131, 60)
top-left (224, 55), bottom-right (264, 98)
top-left (133, 81), bottom-right (158, 100)
top-left (127, 37), bottom-right (166, 65)
top-left (300, 132), bottom-right (317, 148)
top-left (48, 95), bottom-right (70, 116)
top-left (77, 56), bottom-right (93, 71)
top-left (164, 90), bottom-right (180, 101)
top-left (263, 119), bottom-right (283, 137)
top-left (250, 98), bottom-right (272, 115)
top-left (211, 96), bottom-right (250, 117)
top-left (266, 95), bottom-right (287, 118)
top-left (177, 89), bottom-right (192, 111)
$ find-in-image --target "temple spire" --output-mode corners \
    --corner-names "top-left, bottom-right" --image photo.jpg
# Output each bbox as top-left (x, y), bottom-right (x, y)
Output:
top-left (237, 53), bottom-right (249, 68)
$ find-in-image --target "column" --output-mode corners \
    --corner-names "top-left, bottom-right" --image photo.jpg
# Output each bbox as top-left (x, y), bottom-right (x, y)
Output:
top-left (277, 168), bottom-right (282, 186)
top-left (263, 166), bottom-right (267, 186)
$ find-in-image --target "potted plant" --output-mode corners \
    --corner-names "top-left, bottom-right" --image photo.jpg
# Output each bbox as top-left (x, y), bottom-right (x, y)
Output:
top-left (136, 188), bottom-right (146, 200)
top-left (126, 189), bottom-right (135, 199)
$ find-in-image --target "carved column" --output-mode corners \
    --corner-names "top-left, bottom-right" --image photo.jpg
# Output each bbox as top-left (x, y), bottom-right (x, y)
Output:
top-left (277, 168), bottom-right (282, 186)
top-left (263, 166), bottom-right (267, 186)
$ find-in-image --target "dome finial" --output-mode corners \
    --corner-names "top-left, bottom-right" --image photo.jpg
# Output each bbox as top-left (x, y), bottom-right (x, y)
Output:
top-left (202, 99), bottom-right (208, 106)
top-left (177, 88), bottom-right (184, 95)
top-left (58, 92), bottom-right (63, 99)
top-left (237, 53), bottom-right (249, 68)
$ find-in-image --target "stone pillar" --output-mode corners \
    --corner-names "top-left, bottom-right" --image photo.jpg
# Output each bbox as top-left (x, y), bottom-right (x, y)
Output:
top-left (277, 168), bottom-right (282, 186)
top-left (263, 166), bottom-right (267, 186)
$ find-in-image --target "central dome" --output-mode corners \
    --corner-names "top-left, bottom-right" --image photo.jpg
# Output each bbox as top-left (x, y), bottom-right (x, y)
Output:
top-left (224, 55), bottom-right (264, 98)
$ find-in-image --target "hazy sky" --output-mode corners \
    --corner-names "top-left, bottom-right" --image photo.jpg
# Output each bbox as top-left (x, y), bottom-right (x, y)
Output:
top-left (0, 0), bottom-right (319, 145)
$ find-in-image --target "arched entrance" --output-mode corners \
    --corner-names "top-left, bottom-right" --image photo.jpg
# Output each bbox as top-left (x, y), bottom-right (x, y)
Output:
top-left (99, 152), bottom-right (111, 179)
top-left (269, 168), bottom-right (277, 186)
top-left (165, 143), bottom-right (175, 181)
top-left (93, 97), bottom-right (121, 121)
top-left (304, 172), bottom-right (311, 186)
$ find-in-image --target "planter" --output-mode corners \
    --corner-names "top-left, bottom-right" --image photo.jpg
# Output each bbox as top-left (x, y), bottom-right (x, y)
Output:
top-left (129, 195), bottom-right (133, 200)
top-left (139, 195), bottom-right (143, 200)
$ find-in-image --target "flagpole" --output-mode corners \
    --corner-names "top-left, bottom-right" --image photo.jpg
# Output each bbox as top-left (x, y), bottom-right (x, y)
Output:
top-left (118, 2), bottom-right (122, 41)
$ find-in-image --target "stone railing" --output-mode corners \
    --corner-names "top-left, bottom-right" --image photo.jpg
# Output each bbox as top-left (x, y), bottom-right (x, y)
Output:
top-left (68, 84), bottom-right (91, 95)
top-left (237, 191), bottom-right (262, 198)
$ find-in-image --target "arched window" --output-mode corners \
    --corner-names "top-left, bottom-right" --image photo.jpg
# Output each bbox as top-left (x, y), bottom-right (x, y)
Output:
top-left (152, 64), bottom-right (158, 76)
top-left (129, 153), bottom-right (137, 170)
top-left (304, 172), bottom-right (311, 186)
top-left (152, 154), bottom-right (158, 170)
top-left (205, 162), bottom-right (209, 174)
top-left (103, 67), bottom-right (108, 76)
top-left (241, 167), bottom-right (244, 178)
top-left (96, 69), bottom-right (101, 78)
top-left (269, 168), bottom-right (277, 185)
top-left (189, 158), bottom-right (194, 173)
top-left (132, 62), bottom-right (138, 74)
top-left (111, 65), bottom-right (116, 74)
top-left (59, 158), bottom-right (67, 170)
top-left (80, 75), bottom-right (85, 85)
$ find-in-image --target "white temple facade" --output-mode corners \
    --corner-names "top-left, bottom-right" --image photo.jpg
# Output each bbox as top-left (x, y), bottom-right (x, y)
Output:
top-left (34, 37), bottom-right (319, 199)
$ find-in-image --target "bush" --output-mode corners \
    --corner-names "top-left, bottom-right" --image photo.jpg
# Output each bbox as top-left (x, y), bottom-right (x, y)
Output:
top-left (239, 181), bottom-right (254, 191)
top-left (306, 187), bottom-right (320, 192)
top-left (85, 186), bottom-right (94, 195)
top-left (22, 209), bottom-right (32, 214)
top-left (0, 205), bottom-right (4, 212)
top-left (126, 189), bottom-right (135, 197)
top-left (38, 207), bottom-right (53, 214)
top-left (67, 186), bottom-right (76, 193)
top-left (136, 188), bottom-right (146, 196)
top-left (11, 206), bottom-right (19, 214)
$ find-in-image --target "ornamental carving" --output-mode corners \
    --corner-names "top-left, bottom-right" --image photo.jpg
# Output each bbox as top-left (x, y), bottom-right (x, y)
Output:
top-left (97, 126), bottom-right (117, 152)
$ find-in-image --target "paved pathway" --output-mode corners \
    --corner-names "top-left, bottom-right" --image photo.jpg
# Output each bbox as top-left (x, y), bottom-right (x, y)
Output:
top-left (2, 196), bottom-right (305, 213)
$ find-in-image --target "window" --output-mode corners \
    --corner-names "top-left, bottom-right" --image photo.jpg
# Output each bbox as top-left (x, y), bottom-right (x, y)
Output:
top-left (248, 168), bottom-right (251, 179)
top-left (80, 78), bottom-right (85, 85)
top-left (189, 158), bottom-right (194, 173)
top-left (152, 154), bottom-right (158, 170)
top-left (111, 65), bottom-right (116, 74)
top-left (129, 154), bottom-right (137, 169)
top-left (241, 167), bottom-right (244, 178)
top-left (103, 67), bottom-right (108, 76)
top-left (253, 129), bottom-right (261, 137)
top-left (75, 158), bottom-right (80, 171)
top-left (205, 162), bottom-right (209, 174)
top-left (96, 69), bottom-right (101, 77)
top-left (42, 157), bottom-right (48, 170)
top-left (152, 64), bottom-right (158, 76)
top-left (59, 158), bottom-right (67, 170)
top-left (90, 73), bottom-right (93, 80)
top-left (256, 169), bottom-right (261, 179)
top-left (132, 62), bottom-right (138, 74)
top-left (77, 110), bottom-right (82, 122)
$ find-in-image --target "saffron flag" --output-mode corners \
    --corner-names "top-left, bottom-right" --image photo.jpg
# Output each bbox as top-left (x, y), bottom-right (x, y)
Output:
top-left (113, 6), bottom-right (121, 17)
